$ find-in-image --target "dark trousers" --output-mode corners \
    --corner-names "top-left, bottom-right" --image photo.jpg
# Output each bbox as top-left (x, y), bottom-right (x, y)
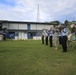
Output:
top-left (49, 36), bottom-right (53, 47)
top-left (45, 36), bottom-right (48, 45)
top-left (61, 36), bottom-right (67, 52)
top-left (3, 34), bottom-right (6, 40)
top-left (42, 36), bottom-right (44, 44)
top-left (59, 36), bottom-right (62, 44)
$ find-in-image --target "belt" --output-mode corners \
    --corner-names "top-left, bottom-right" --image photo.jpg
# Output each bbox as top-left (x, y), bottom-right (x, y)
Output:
top-left (61, 36), bottom-right (67, 37)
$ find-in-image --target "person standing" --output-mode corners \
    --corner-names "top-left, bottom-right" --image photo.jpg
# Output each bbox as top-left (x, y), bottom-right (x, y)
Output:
top-left (59, 31), bottom-right (62, 44)
top-left (45, 29), bottom-right (49, 45)
top-left (58, 25), bottom-right (63, 45)
top-left (53, 26), bottom-right (59, 50)
top-left (58, 26), bottom-right (62, 45)
top-left (41, 31), bottom-right (45, 44)
top-left (61, 26), bottom-right (68, 52)
top-left (49, 27), bottom-right (53, 47)
top-left (3, 33), bottom-right (6, 40)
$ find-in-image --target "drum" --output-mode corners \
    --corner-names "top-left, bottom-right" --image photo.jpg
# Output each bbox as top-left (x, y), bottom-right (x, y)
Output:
top-left (68, 33), bottom-right (76, 41)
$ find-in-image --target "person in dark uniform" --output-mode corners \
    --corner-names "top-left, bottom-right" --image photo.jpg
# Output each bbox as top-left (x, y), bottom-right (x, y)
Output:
top-left (3, 33), bottom-right (6, 40)
top-left (59, 31), bottom-right (62, 44)
top-left (41, 32), bottom-right (45, 44)
top-left (61, 26), bottom-right (68, 52)
top-left (45, 29), bottom-right (49, 45)
top-left (58, 26), bottom-right (62, 44)
top-left (49, 27), bottom-right (53, 47)
top-left (58, 27), bottom-right (62, 44)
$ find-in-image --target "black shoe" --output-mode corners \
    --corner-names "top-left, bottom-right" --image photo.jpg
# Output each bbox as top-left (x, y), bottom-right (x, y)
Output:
top-left (62, 51), bottom-right (67, 52)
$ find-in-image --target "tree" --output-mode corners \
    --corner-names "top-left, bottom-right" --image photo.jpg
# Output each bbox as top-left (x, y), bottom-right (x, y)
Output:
top-left (50, 20), bottom-right (60, 25)
top-left (64, 20), bottom-right (69, 26)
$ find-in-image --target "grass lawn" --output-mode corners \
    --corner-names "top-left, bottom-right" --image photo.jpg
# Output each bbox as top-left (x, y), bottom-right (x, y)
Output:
top-left (0, 40), bottom-right (76, 75)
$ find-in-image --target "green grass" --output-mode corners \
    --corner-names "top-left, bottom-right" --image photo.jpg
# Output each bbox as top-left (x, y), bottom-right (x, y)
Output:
top-left (0, 40), bottom-right (76, 75)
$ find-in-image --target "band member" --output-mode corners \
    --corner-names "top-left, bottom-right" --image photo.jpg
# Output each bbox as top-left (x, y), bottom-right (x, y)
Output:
top-left (53, 25), bottom-right (59, 50)
top-left (41, 31), bottom-right (45, 44)
top-left (45, 29), bottom-right (49, 45)
top-left (61, 26), bottom-right (68, 52)
top-left (58, 26), bottom-right (62, 44)
top-left (59, 31), bottom-right (62, 44)
top-left (49, 27), bottom-right (54, 47)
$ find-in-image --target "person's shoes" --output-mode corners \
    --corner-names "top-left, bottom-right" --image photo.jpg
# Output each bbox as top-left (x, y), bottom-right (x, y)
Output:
top-left (62, 51), bottom-right (67, 52)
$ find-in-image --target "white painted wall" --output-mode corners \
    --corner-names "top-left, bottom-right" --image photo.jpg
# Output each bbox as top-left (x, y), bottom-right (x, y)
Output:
top-left (36, 24), bottom-right (45, 30)
top-left (4, 23), bottom-right (27, 30)
top-left (8, 23), bottom-right (18, 29)
top-left (30, 24), bottom-right (36, 30)
top-left (19, 24), bottom-right (27, 30)
top-left (31, 24), bottom-right (52, 30)
top-left (25, 33), bottom-right (27, 39)
top-left (15, 36), bottom-right (19, 40)
top-left (19, 32), bottom-right (27, 40)
top-left (0, 35), bottom-right (3, 40)
top-left (31, 24), bottom-right (45, 30)
top-left (2, 23), bottom-right (53, 31)
top-left (45, 25), bottom-right (53, 30)
top-left (2, 23), bottom-right (9, 29)
top-left (31, 24), bottom-right (53, 30)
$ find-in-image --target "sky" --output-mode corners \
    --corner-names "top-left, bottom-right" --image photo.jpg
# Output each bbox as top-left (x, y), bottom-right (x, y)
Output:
top-left (0, 0), bottom-right (76, 23)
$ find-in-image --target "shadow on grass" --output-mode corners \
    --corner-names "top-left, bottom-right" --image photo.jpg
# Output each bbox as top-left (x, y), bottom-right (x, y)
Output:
top-left (0, 50), bottom-right (10, 53)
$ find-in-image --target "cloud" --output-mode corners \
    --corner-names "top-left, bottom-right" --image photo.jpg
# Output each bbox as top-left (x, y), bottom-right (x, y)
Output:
top-left (0, 0), bottom-right (76, 22)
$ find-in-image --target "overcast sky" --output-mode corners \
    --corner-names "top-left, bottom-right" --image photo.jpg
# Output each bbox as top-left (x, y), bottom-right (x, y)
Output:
top-left (0, 0), bottom-right (76, 22)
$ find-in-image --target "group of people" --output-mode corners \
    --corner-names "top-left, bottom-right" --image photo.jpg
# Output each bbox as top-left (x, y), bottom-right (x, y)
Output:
top-left (41, 25), bottom-right (68, 52)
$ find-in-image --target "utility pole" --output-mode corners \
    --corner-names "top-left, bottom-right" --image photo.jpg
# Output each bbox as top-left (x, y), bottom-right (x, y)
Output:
top-left (36, 4), bottom-right (40, 40)
top-left (37, 4), bottom-right (40, 22)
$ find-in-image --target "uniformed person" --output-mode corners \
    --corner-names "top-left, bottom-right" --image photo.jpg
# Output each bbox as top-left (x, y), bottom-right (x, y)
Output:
top-left (61, 26), bottom-right (68, 52)
top-left (59, 31), bottom-right (62, 44)
top-left (58, 26), bottom-right (62, 45)
top-left (53, 25), bottom-right (59, 50)
top-left (58, 26), bottom-right (62, 44)
top-left (49, 27), bottom-right (54, 47)
top-left (41, 31), bottom-right (45, 44)
top-left (45, 29), bottom-right (49, 45)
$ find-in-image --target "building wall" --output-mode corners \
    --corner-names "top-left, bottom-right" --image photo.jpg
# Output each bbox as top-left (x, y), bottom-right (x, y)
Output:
top-left (0, 35), bottom-right (3, 40)
top-left (45, 25), bottom-right (53, 30)
top-left (1, 21), bottom-right (53, 40)
top-left (19, 24), bottom-right (27, 30)
top-left (30, 24), bottom-right (53, 30)
top-left (8, 23), bottom-right (18, 29)
top-left (35, 24), bottom-right (45, 30)
top-left (2, 23), bottom-right (53, 31)
top-left (31, 24), bottom-right (36, 30)
top-left (2, 23), bottom-right (9, 29)
top-left (19, 32), bottom-right (27, 40)
top-left (2, 23), bottom-right (27, 30)
top-left (30, 24), bottom-right (45, 30)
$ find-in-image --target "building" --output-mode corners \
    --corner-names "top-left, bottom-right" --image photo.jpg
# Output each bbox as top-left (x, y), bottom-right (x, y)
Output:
top-left (0, 20), bottom-right (53, 40)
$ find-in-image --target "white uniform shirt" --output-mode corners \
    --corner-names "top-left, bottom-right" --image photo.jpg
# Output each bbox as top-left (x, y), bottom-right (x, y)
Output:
top-left (49, 30), bottom-right (53, 36)
top-left (61, 28), bottom-right (68, 36)
top-left (59, 32), bottom-right (62, 36)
